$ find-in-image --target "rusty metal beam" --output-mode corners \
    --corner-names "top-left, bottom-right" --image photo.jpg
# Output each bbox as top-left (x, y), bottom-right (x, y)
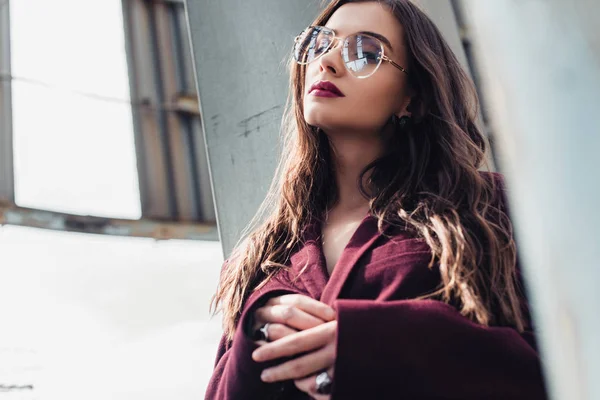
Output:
top-left (0, 202), bottom-right (217, 241)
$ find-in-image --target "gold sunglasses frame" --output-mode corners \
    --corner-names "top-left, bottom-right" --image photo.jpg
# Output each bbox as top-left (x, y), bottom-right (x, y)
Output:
top-left (294, 26), bottom-right (409, 79)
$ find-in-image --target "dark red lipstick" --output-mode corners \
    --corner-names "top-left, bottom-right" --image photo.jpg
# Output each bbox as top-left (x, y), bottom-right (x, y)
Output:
top-left (308, 80), bottom-right (345, 97)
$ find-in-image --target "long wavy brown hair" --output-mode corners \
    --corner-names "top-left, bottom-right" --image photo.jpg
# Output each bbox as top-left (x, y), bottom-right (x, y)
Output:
top-left (212, 0), bottom-right (526, 340)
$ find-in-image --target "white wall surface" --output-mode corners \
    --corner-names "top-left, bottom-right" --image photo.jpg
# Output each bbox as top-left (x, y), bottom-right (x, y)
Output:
top-left (0, 226), bottom-right (223, 399)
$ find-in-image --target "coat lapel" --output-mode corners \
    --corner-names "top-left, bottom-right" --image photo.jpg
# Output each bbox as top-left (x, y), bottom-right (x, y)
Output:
top-left (319, 214), bottom-right (389, 305)
top-left (293, 213), bottom-right (392, 305)
top-left (290, 219), bottom-right (329, 299)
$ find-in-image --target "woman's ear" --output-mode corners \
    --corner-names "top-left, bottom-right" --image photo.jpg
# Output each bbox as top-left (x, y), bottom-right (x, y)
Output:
top-left (402, 95), bottom-right (426, 122)
top-left (396, 97), bottom-right (414, 119)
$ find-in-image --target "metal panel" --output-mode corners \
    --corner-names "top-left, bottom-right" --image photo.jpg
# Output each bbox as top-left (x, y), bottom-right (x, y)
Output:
top-left (167, 1), bottom-right (217, 222)
top-left (123, 0), bottom-right (215, 225)
top-left (0, 0), bottom-right (14, 204)
top-left (122, 0), bottom-right (175, 219)
top-left (153, 1), bottom-right (199, 221)
top-left (462, 1), bottom-right (600, 399)
top-left (168, 1), bottom-right (195, 94)
top-left (186, 0), bottom-right (321, 254)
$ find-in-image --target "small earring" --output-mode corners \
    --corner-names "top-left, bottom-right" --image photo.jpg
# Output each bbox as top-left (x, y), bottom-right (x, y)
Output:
top-left (395, 115), bottom-right (411, 130)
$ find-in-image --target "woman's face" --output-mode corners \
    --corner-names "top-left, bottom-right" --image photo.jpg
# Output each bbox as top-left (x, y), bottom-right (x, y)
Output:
top-left (303, 2), bottom-right (411, 136)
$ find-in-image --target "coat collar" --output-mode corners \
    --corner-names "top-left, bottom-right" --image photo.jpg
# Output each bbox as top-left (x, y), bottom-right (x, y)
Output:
top-left (293, 213), bottom-right (391, 306)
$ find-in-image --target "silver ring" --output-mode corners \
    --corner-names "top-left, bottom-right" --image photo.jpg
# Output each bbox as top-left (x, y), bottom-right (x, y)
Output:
top-left (315, 370), bottom-right (333, 395)
top-left (258, 323), bottom-right (270, 342)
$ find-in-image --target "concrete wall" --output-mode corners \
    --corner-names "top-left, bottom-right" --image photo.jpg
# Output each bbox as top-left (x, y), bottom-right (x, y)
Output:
top-left (463, 1), bottom-right (600, 399)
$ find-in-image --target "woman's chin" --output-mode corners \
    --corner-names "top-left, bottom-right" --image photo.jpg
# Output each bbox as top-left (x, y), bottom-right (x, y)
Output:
top-left (304, 113), bottom-right (342, 132)
top-left (304, 119), bottom-right (337, 133)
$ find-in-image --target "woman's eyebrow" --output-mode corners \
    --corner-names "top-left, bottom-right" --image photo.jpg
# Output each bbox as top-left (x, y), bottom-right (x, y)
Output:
top-left (358, 31), bottom-right (394, 51)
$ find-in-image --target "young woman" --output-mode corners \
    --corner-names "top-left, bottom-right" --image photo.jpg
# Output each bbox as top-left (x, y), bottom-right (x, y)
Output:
top-left (206, 1), bottom-right (548, 399)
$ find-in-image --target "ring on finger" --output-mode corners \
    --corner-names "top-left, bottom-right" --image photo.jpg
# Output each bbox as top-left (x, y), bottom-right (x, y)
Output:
top-left (315, 370), bottom-right (333, 395)
top-left (254, 323), bottom-right (271, 342)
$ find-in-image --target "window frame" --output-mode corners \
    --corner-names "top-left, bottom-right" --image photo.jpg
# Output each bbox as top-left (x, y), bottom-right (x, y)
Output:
top-left (0, 0), bottom-right (217, 241)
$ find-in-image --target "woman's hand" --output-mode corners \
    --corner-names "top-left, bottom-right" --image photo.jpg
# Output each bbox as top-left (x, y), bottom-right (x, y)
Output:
top-left (251, 294), bottom-right (337, 398)
top-left (251, 294), bottom-right (336, 343)
top-left (252, 319), bottom-right (337, 397)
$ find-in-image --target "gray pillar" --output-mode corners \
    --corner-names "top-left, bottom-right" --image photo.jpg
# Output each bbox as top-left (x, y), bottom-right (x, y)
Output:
top-left (418, 0), bottom-right (470, 72)
top-left (0, 0), bottom-right (14, 204)
top-left (186, 0), bottom-right (320, 255)
top-left (462, 1), bottom-right (600, 399)
top-left (418, 0), bottom-right (496, 170)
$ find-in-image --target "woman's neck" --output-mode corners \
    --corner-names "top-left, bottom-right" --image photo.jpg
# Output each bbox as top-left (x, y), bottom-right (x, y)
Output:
top-left (327, 133), bottom-right (385, 212)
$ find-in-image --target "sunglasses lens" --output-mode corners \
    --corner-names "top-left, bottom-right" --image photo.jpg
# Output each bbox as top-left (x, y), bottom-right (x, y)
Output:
top-left (342, 34), bottom-right (383, 77)
top-left (294, 26), bottom-right (333, 64)
top-left (293, 28), bottom-right (384, 78)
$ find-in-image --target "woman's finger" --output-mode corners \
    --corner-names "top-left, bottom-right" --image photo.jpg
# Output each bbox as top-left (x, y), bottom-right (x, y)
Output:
top-left (293, 375), bottom-right (317, 396)
top-left (257, 323), bottom-right (297, 342)
top-left (259, 343), bottom-right (335, 382)
top-left (254, 304), bottom-right (325, 331)
top-left (253, 321), bottom-right (336, 362)
top-left (266, 294), bottom-right (336, 322)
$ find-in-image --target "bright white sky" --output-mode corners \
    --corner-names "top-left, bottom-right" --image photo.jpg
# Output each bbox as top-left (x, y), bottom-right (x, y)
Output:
top-left (3, 1), bottom-right (223, 398)
top-left (10, 0), bottom-right (141, 219)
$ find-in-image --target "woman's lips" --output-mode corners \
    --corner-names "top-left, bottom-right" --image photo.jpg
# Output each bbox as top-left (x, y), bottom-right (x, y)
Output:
top-left (308, 80), bottom-right (345, 97)
top-left (311, 89), bottom-right (344, 98)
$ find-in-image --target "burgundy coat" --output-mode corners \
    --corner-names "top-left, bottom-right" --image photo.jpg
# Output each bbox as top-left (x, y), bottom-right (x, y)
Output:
top-left (206, 173), bottom-right (548, 399)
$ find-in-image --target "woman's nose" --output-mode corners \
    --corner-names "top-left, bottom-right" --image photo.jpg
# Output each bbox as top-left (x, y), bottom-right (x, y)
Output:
top-left (318, 39), bottom-right (345, 76)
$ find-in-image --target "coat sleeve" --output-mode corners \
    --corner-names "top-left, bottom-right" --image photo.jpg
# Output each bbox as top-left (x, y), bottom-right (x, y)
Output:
top-left (331, 298), bottom-right (548, 400)
top-left (204, 265), bottom-right (305, 400)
